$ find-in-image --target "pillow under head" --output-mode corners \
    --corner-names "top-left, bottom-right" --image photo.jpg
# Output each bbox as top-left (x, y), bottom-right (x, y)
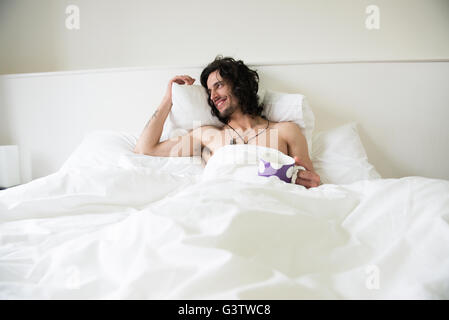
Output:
top-left (160, 84), bottom-right (315, 155)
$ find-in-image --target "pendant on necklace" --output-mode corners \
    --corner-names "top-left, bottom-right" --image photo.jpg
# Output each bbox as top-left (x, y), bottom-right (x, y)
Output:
top-left (244, 137), bottom-right (248, 144)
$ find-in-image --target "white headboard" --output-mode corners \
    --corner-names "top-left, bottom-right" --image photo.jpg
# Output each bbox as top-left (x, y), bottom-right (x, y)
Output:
top-left (1, 61), bottom-right (448, 183)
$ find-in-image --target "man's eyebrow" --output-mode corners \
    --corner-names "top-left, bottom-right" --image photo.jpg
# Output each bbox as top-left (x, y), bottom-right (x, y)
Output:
top-left (207, 80), bottom-right (223, 92)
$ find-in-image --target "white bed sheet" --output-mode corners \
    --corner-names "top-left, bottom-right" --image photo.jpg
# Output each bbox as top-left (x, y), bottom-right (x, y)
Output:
top-left (0, 144), bottom-right (448, 299)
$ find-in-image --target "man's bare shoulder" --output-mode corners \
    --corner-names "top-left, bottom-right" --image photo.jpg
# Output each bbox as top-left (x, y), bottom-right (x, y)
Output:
top-left (190, 125), bottom-right (224, 141)
top-left (202, 124), bottom-right (223, 130)
top-left (270, 121), bottom-right (299, 131)
top-left (270, 121), bottom-right (304, 139)
top-left (190, 125), bottom-right (223, 133)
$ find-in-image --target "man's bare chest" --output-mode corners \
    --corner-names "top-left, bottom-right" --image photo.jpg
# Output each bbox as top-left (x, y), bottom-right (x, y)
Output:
top-left (201, 128), bottom-right (289, 163)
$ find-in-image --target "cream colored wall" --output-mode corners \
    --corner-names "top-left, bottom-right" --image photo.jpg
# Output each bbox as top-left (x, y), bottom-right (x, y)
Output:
top-left (1, 0), bottom-right (448, 75)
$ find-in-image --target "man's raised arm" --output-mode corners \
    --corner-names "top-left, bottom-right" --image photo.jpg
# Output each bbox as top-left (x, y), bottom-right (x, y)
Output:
top-left (134, 75), bottom-right (201, 157)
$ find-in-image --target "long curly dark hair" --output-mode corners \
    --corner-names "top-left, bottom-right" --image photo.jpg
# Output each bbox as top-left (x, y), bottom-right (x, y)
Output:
top-left (200, 56), bottom-right (265, 124)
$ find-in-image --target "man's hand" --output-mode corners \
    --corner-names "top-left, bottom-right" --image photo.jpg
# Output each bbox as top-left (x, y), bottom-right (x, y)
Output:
top-left (293, 156), bottom-right (321, 188)
top-left (163, 75), bottom-right (196, 104)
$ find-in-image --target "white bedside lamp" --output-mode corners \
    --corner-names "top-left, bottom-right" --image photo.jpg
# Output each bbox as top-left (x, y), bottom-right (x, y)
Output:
top-left (0, 145), bottom-right (21, 188)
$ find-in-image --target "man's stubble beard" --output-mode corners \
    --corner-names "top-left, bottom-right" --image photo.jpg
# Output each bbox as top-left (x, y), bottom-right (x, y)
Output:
top-left (220, 95), bottom-right (239, 119)
top-left (220, 104), bottom-right (237, 119)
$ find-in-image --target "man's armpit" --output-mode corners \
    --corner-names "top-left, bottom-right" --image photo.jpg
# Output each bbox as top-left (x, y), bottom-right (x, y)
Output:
top-left (201, 145), bottom-right (212, 165)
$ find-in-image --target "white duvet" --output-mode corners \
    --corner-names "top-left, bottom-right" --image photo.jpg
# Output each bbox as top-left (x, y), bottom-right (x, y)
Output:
top-left (1, 144), bottom-right (448, 299)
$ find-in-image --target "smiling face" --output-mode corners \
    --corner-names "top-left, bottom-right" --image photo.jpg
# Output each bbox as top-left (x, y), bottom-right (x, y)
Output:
top-left (206, 70), bottom-right (239, 118)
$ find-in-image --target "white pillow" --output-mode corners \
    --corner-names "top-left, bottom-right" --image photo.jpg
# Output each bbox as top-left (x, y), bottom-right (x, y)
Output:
top-left (160, 84), bottom-right (224, 141)
top-left (261, 89), bottom-right (315, 156)
top-left (60, 130), bottom-right (204, 176)
top-left (311, 122), bottom-right (381, 185)
top-left (160, 84), bottom-right (315, 155)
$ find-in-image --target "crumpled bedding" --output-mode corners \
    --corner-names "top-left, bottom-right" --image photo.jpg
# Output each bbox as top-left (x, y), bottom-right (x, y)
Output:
top-left (0, 144), bottom-right (448, 299)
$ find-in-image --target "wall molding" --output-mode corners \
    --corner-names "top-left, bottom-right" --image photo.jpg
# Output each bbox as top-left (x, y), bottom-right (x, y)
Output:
top-left (1, 59), bottom-right (449, 79)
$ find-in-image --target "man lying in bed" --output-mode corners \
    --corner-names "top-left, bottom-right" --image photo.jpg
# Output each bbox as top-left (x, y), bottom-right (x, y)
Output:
top-left (134, 56), bottom-right (321, 188)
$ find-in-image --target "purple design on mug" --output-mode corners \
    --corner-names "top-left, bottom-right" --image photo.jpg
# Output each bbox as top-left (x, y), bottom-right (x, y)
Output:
top-left (257, 151), bottom-right (304, 184)
top-left (258, 159), bottom-right (294, 183)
